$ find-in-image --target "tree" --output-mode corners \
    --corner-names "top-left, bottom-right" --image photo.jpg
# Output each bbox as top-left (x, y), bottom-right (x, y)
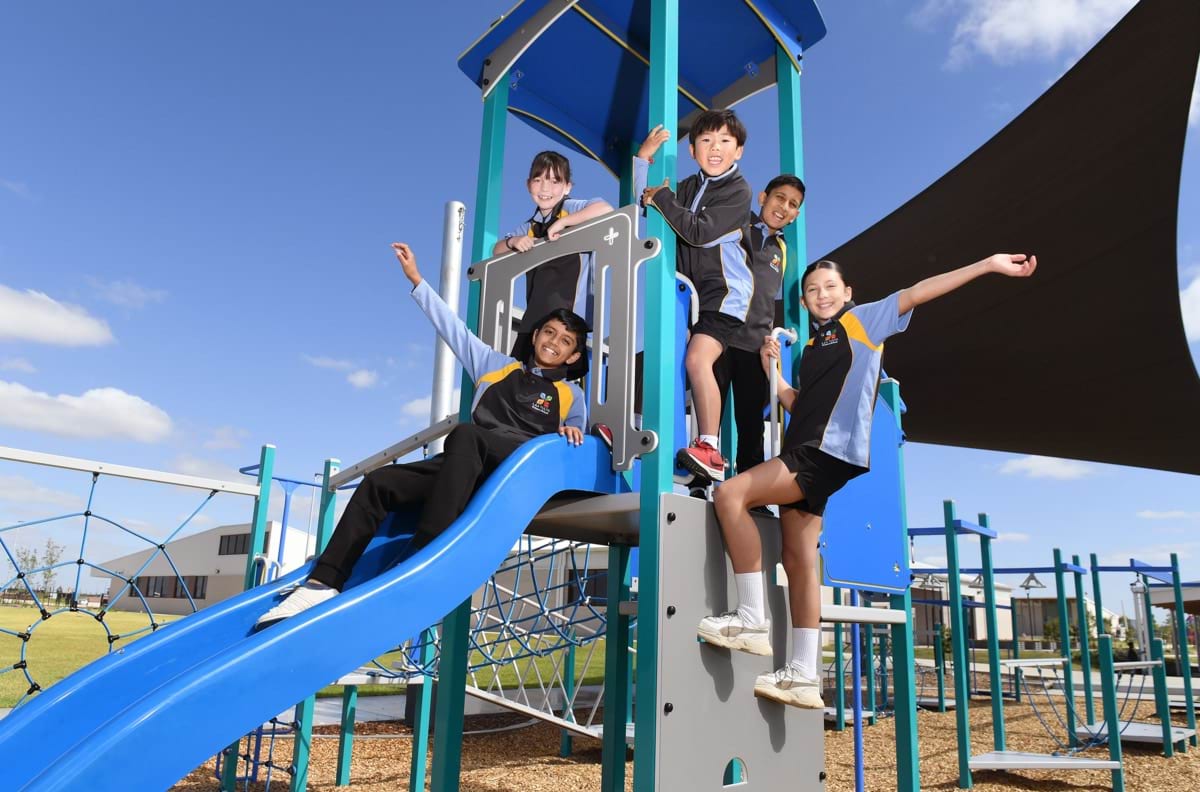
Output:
top-left (1043, 618), bottom-right (1060, 646)
top-left (40, 538), bottom-right (64, 598)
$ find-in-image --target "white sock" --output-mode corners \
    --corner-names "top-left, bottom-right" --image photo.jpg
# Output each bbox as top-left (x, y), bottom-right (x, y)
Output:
top-left (735, 572), bottom-right (766, 626)
top-left (698, 434), bottom-right (719, 448)
top-left (790, 628), bottom-right (821, 678)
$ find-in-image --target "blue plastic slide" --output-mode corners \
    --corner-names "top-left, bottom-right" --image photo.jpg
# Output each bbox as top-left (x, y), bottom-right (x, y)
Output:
top-left (0, 435), bottom-right (620, 791)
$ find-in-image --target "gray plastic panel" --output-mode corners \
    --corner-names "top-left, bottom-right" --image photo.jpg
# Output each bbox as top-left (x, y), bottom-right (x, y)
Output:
top-left (1076, 721), bottom-right (1196, 744)
top-left (656, 493), bottom-right (825, 791)
top-left (969, 750), bottom-right (1120, 770)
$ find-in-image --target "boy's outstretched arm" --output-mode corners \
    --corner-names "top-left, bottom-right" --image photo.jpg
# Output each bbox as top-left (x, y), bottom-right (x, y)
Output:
top-left (393, 242), bottom-right (512, 383)
top-left (897, 253), bottom-right (1037, 315)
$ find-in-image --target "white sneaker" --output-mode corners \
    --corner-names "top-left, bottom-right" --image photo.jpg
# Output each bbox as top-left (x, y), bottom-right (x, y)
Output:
top-left (697, 611), bottom-right (771, 656)
top-left (753, 663), bottom-right (823, 708)
top-left (254, 582), bottom-right (337, 630)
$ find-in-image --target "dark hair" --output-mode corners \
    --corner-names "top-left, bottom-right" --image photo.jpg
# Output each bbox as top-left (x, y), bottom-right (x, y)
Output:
top-left (528, 151), bottom-right (571, 184)
top-left (531, 308), bottom-right (590, 375)
top-left (764, 174), bottom-right (806, 198)
top-left (688, 109), bottom-right (747, 146)
top-left (800, 259), bottom-right (848, 291)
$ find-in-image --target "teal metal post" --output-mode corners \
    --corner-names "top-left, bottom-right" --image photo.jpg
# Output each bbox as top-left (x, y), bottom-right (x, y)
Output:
top-left (978, 515), bottom-right (1004, 750)
top-left (879, 631), bottom-right (890, 710)
top-left (408, 632), bottom-right (435, 791)
top-left (880, 380), bottom-right (919, 792)
top-left (1170, 553), bottom-right (1197, 746)
top-left (601, 545), bottom-right (632, 792)
top-left (944, 500), bottom-right (972, 788)
top-left (1141, 573), bottom-right (1157, 638)
top-left (633, 2), bottom-right (678, 790)
top-left (935, 621), bottom-right (947, 712)
top-left (1072, 554), bottom-right (1095, 726)
top-left (1052, 548), bottom-right (1078, 747)
top-left (1098, 635), bottom-right (1126, 792)
top-left (1151, 638), bottom-right (1175, 756)
top-left (336, 685), bottom-right (358, 786)
top-left (560, 634), bottom-right (577, 757)
top-left (865, 624), bottom-right (877, 724)
top-left (1010, 606), bottom-right (1021, 704)
top-left (775, 44), bottom-right (808, 343)
top-left (291, 457), bottom-right (340, 792)
top-left (833, 586), bottom-right (845, 730)
top-left (720, 386), bottom-right (737, 477)
top-left (431, 71), bottom-right (510, 792)
top-left (221, 445), bottom-right (277, 791)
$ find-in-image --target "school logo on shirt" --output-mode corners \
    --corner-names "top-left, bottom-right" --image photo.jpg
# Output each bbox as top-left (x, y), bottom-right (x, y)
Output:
top-left (769, 254), bottom-right (782, 273)
top-left (532, 392), bottom-right (553, 415)
top-left (818, 327), bottom-right (840, 347)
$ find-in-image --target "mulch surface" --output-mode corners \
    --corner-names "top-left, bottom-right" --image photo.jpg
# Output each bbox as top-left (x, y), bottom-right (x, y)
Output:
top-left (174, 699), bottom-right (1199, 790)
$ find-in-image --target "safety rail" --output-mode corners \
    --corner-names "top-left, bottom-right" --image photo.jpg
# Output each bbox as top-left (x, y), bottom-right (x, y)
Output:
top-left (328, 416), bottom-right (458, 490)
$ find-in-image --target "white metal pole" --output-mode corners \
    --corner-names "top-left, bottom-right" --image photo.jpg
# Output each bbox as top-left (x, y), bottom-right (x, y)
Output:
top-left (428, 200), bottom-right (466, 456)
top-left (768, 327), bottom-right (798, 458)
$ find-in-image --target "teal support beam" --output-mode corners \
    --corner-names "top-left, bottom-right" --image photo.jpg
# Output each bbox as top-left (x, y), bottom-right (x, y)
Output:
top-left (560, 634), bottom-right (577, 757)
top-left (336, 685), bottom-right (358, 786)
top-left (1098, 635), bottom-right (1126, 792)
top-left (633, 2), bottom-right (678, 790)
top-left (408, 631), bottom-right (435, 792)
top-left (1072, 554), bottom-right (1095, 726)
top-left (935, 621), bottom-right (947, 712)
top-left (880, 379), bottom-right (919, 792)
top-left (833, 586), bottom-right (845, 730)
top-left (1171, 553), bottom-right (1198, 746)
top-left (879, 631), bottom-right (890, 711)
top-left (775, 45), bottom-right (808, 343)
top-left (241, 444), bottom-right (276, 591)
top-left (978, 516), bottom-right (1004, 750)
top-left (601, 544), bottom-right (632, 792)
top-left (292, 456), bottom-right (340, 792)
top-left (944, 500), bottom-right (972, 788)
top-left (1152, 637), bottom-right (1175, 756)
top-left (1052, 548), bottom-right (1078, 747)
top-left (1141, 573), bottom-right (1157, 638)
top-left (432, 71), bottom-right (510, 792)
top-left (1009, 606), bottom-right (1021, 704)
top-left (720, 384), bottom-right (737, 476)
top-left (865, 624), bottom-right (877, 724)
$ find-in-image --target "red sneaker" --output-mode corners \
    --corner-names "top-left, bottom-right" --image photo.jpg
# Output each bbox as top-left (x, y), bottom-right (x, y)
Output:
top-left (676, 439), bottom-right (726, 482)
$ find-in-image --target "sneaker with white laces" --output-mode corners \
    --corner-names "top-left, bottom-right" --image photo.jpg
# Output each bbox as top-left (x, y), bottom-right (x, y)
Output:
top-left (697, 611), bottom-right (771, 656)
top-left (254, 581), bottom-right (337, 630)
top-left (676, 439), bottom-right (726, 482)
top-left (753, 663), bottom-right (823, 708)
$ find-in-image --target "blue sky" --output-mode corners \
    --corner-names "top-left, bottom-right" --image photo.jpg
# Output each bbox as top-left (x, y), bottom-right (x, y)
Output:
top-left (1, 1), bottom-right (1197, 618)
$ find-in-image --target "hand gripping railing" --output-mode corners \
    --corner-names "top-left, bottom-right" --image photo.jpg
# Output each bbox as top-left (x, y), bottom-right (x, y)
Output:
top-left (767, 327), bottom-right (799, 458)
top-left (468, 204), bottom-right (661, 471)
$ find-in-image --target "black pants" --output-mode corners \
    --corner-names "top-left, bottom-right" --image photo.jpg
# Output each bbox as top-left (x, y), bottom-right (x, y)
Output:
top-left (310, 424), bottom-right (523, 590)
top-left (715, 346), bottom-right (770, 475)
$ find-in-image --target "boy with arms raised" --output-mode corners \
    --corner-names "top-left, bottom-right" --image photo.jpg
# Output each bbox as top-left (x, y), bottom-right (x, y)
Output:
top-left (635, 110), bottom-right (753, 482)
top-left (256, 243), bottom-right (590, 628)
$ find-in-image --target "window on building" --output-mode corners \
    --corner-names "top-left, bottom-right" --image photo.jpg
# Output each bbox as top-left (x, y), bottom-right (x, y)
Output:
top-left (218, 533), bottom-right (251, 555)
top-left (132, 574), bottom-right (208, 600)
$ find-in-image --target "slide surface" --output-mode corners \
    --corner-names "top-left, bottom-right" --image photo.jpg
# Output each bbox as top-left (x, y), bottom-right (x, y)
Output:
top-left (0, 435), bottom-right (619, 791)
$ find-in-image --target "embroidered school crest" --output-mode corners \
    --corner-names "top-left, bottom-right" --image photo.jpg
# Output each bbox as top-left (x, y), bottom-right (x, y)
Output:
top-left (818, 327), bottom-right (840, 347)
top-left (532, 392), bottom-right (553, 415)
top-left (769, 253), bottom-right (782, 273)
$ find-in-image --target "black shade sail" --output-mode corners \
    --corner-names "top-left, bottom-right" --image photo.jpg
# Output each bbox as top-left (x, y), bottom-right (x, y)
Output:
top-left (818, 0), bottom-right (1200, 475)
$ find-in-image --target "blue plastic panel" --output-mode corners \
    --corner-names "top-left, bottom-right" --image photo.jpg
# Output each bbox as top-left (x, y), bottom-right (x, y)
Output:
top-left (821, 399), bottom-right (910, 594)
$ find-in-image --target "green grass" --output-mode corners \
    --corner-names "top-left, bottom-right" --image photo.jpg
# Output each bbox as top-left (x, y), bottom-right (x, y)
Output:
top-left (0, 604), bottom-right (181, 707)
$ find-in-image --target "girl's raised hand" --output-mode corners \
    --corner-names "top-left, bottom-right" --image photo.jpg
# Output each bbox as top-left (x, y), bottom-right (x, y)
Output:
top-left (987, 253), bottom-right (1038, 278)
top-left (392, 242), bottom-right (422, 287)
top-left (638, 124), bottom-right (671, 160)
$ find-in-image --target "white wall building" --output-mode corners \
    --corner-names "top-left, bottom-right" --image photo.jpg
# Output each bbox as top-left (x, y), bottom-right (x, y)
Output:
top-left (92, 521), bottom-right (312, 615)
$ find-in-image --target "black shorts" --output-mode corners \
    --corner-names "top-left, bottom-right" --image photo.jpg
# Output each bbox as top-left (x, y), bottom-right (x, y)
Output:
top-left (777, 444), bottom-right (867, 517)
top-left (690, 310), bottom-right (743, 349)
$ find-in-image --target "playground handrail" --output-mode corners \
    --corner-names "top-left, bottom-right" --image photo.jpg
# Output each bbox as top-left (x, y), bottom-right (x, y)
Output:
top-left (328, 416), bottom-right (458, 490)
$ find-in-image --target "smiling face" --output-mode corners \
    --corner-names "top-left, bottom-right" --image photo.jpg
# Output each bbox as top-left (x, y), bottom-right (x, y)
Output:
top-left (759, 184), bottom-right (804, 232)
top-left (801, 266), bottom-right (853, 323)
top-left (527, 167), bottom-right (571, 215)
top-left (688, 124), bottom-right (744, 178)
top-left (530, 318), bottom-right (582, 369)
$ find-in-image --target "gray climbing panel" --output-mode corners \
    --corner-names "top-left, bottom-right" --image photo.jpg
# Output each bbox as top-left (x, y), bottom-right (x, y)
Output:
top-left (656, 493), bottom-right (826, 790)
top-left (969, 751), bottom-right (1120, 771)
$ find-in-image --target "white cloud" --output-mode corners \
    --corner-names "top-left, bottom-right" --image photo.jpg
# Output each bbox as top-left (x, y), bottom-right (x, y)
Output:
top-left (0, 381), bottom-right (172, 442)
top-left (346, 369), bottom-right (378, 389)
top-left (0, 284), bottom-right (114, 346)
top-left (0, 475), bottom-right (81, 509)
top-left (915, 0), bottom-right (1136, 69)
top-left (996, 531), bottom-right (1031, 542)
top-left (1181, 273), bottom-right (1200, 342)
top-left (88, 278), bottom-right (167, 309)
top-left (0, 357), bottom-right (36, 373)
top-left (999, 455), bottom-right (1095, 480)
top-left (171, 454), bottom-right (239, 482)
top-left (1137, 509), bottom-right (1200, 520)
top-left (202, 425), bottom-right (250, 451)
top-left (0, 179), bottom-right (33, 200)
top-left (1100, 542), bottom-right (1198, 566)
top-left (304, 355), bottom-right (354, 372)
top-left (401, 391), bottom-right (459, 419)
